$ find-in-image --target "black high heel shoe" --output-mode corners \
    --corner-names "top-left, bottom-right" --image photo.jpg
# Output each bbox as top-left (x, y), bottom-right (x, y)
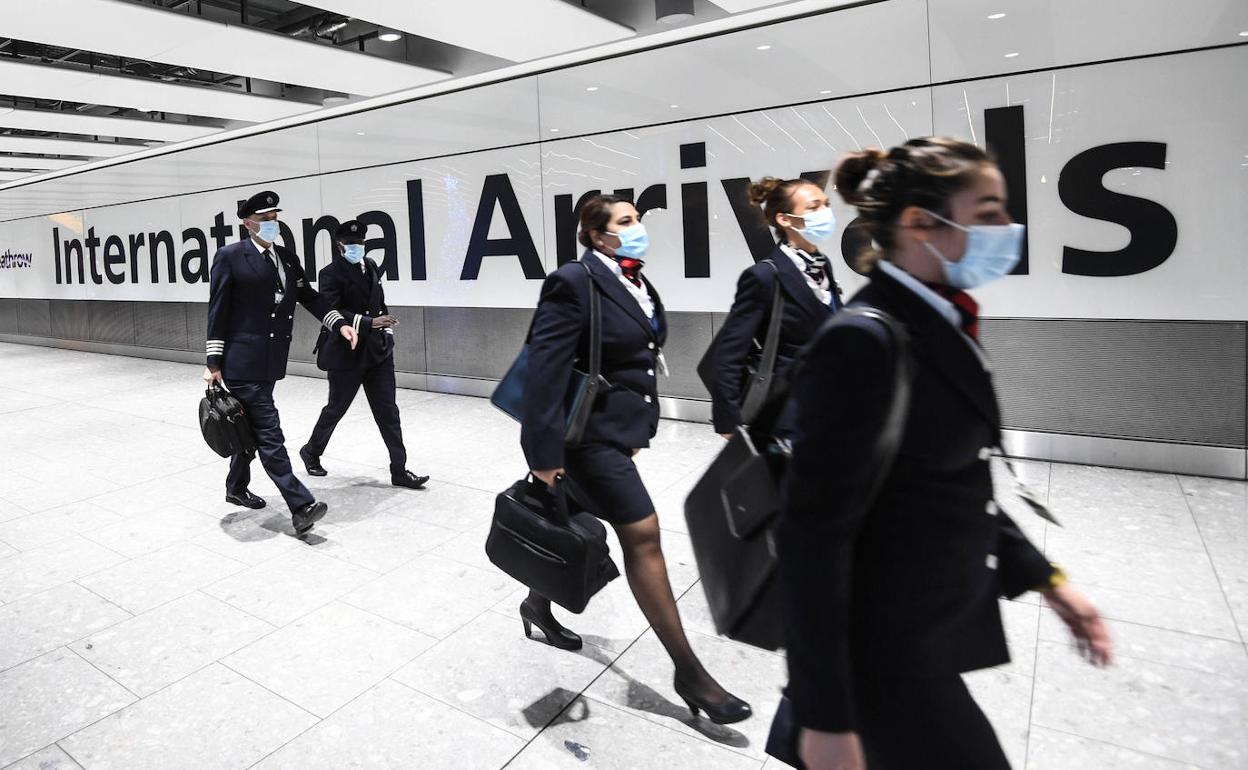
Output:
top-left (674, 676), bottom-right (753, 725)
top-left (519, 598), bottom-right (583, 651)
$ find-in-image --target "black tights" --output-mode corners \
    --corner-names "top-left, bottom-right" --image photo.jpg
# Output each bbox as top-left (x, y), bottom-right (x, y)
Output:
top-left (527, 513), bottom-right (728, 701)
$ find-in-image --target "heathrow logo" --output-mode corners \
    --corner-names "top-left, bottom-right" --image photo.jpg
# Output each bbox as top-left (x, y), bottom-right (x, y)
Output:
top-left (0, 249), bottom-right (32, 269)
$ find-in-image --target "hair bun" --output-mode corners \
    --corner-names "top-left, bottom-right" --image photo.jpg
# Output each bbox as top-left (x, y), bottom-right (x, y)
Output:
top-left (747, 177), bottom-right (784, 207)
top-left (834, 148), bottom-right (888, 206)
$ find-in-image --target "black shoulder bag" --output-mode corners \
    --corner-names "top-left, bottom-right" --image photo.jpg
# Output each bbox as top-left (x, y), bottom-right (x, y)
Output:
top-left (696, 260), bottom-right (784, 425)
top-left (685, 308), bottom-right (913, 654)
top-left (763, 307), bottom-right (914, 768)
top-left (490, 262), bottom-right (602, 445)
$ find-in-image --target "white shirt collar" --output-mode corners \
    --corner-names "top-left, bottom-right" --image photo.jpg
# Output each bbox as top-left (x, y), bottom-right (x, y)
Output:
top-left (876, 259), bottom-right (960, 329)
top-left (592, 249), bottom-right (622, 277)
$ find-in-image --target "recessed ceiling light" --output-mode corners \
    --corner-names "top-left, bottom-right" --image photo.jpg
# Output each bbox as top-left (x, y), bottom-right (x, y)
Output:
top-left (355, 131), bottom-right (366, 136)
top-left (550, 128), bottom-right (560, 133)
top-left (1004, 52), bottom-right (1020, 58)
top-left (1239, 30), bottom-right (1248, 36)
top-left (756, 44), bottom-right (771, 51)
top-left (819, 90), bottom-right (832, 95)
top-left (378, 30), bottom-right (401, 42)
top-left (586, 86), bottom-right (599, 92)
top-left (987, 12), bottom-right (1006, 20)
top-left (669, 104), bottom-right (679, 109)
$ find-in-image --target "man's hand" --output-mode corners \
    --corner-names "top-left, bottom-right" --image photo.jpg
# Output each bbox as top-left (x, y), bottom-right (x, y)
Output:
top-left (371, 315), bottom-right (399, 329)
top-left (340, 325), bottom-right (359, 350)
top-left (202, 366), bottom-right (222, 385)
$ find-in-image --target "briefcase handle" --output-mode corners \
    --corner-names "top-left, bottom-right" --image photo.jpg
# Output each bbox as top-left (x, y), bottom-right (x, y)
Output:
top-left (526, 473), bottom-right (573, 528)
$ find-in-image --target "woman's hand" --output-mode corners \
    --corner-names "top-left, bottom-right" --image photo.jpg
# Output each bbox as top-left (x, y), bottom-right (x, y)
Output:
top-left (531, 468), bottom-right (565, 487)
top-left (1043, 582), bottom-right (1113, 666)
top-left (800, 729), bottom-right (866, 770)
top-left (202, 366), bottom-right (222, 385)
top-left (720, 433), bottom-right (733, 440)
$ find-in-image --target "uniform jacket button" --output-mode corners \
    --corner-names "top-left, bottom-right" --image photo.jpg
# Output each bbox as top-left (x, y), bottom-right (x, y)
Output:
top-left (269, 333), bottom-right (274, 338)
top-left (986, 500), bottom-right (999, 515)
top-left (986, 554), bottom-right (999, 570)
top-left (647, 369), bottom-right (654, 376)
top-left (647, 342), bottom-right (655, 350)
top-left (270, 312), bottom-right (275, 318)
top-left (288, 315), bottom-right (293, 320)
top-left (643, 395), bottom-right (652, 404)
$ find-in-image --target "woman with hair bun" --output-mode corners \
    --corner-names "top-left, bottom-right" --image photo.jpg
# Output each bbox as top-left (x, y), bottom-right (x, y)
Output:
top-left (778, 138), bottom-right (1112, 769)
top-left (708, 177), bottom-right (841, 437)
top-left (521, 194), bottom-right (751, 725)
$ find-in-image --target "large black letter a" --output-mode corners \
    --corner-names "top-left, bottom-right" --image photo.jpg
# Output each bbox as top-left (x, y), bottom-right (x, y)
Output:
top-left (461, 174), bottom-right (545, 280)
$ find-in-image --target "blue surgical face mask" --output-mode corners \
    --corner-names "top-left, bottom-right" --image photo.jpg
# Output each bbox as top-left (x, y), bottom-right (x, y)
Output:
top-left (921, 209), bottom-right (1024, 290)
top-left (609, 223), bottom-right (649, 259)
top-left (788, 205), bottom-right (837, 244)
top-left (254, 219), bottom-right (280, 243)
top-left (342, 244), bottom-right (365, 264)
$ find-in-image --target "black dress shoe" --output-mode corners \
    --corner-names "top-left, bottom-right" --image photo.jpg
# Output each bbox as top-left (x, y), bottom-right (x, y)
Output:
top-left (674, 677), bottom-right (752, 725)
top-left (519, 598), bottom-right (582, 651)
top-left (292, 501), bottom-right (328, 536)
top-left (300, 446), bottom-right (327, 477)
top-left (391, 470), bottom-right (429, 489)
top-left (225, 490), bottom-right (266, 509)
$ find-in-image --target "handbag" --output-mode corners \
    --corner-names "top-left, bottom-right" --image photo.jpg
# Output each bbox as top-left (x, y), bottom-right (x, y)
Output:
top-left (491, 261), bottom-right (602, 445)
top-left (486, 476), bottom-right (620, 614)
top-left (685, 308), bottom-right (913, 654)
top-left (761, 307), bottom-right (914, 768)
top-left (696, 260), bottom-right (784, 425)
top-left (198, 384), bottom-right (256, 459)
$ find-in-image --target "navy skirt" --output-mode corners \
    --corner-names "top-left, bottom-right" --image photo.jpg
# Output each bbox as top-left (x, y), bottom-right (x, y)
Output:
top-left (563, 443), bottom-right (655, 526)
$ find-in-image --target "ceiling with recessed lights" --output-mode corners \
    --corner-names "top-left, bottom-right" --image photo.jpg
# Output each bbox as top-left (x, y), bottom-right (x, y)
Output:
top-left (0, 0), bottom-right (800, 184)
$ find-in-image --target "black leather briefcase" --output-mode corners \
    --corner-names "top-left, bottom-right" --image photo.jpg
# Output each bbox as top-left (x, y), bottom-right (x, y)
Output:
top-left (198, 385), bottom-right (256, 459)
top-left (486, 476), bottom-right (620, 614)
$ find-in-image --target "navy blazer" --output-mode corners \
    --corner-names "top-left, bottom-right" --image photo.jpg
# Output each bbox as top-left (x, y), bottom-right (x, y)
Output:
top-left (710, 244), bottom-right (838, 432)
top-left (314, 257), bottom-right (394, 372)
top-left (521, 251), bottom-right (668, 471)
top-left (777, 264), bottom-right (1054, 732)
top-left (205, 239), bottom-right (345, 382)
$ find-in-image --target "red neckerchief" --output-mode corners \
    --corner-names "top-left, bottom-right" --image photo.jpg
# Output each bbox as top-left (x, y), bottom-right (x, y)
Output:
top-left (923, 282), bottom-right (979, 341)
top-left (615, 256), bottom-right (644, 287)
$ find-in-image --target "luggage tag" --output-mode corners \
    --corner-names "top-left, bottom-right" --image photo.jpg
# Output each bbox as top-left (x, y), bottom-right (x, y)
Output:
top-left (997, 451), bottom-right (1061, 526)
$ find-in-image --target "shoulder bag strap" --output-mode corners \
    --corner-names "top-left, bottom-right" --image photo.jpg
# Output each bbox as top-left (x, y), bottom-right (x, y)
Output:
top-left (582, 261), bottom-right (602, 383)
top-left (842, 307), bottom-right (913, 515)
top-left (740, 261), bottom-right (786, 424)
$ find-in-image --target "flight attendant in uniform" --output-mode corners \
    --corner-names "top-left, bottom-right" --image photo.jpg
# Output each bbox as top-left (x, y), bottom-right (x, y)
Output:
top-left (520, 194), bottom-right (751, 726)
top-left (202, 190), bottom-right (358, 536)
top-left (299, 220), bottom-right (429, 489)
top-left (778, 138), bottom-right (1113, 770)
top-left (709, 176), bottom-right (841, 438)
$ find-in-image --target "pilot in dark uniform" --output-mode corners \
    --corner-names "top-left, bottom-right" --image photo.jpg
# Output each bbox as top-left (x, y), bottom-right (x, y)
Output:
top-left (202, 190), bottom-right (359, 536)
top-left (298, 220), bottom-right (429, 489)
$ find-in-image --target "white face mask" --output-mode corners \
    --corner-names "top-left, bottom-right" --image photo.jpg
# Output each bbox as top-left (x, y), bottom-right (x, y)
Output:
top-left (253, 219), bottom-right (280, 243)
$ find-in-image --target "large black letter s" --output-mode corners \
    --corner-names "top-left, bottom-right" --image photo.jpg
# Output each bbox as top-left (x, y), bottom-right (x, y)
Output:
top-left (1058, 142), bottom-right (1176, 276)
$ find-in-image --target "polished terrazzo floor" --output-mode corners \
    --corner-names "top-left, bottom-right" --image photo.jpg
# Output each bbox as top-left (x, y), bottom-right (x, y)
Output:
top-left (0, 342), bottom-right (1244, 769)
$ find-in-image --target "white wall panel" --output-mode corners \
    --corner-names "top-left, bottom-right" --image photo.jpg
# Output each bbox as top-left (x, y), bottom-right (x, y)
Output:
top-left (931, 45), bottom-right (1248, 321)
top-left (539, 87), bottom-right (933, 311)
top-left (536, 0), bottom-right (929, 138)
top-left (929, 0), bottom-right (1248, 81)
top-left (316, 79), bottom-right (541, 174)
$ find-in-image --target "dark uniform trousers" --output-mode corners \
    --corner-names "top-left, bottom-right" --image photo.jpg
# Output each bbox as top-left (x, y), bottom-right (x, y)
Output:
top-left (305, 364), bottom-right (406, 471)
top-left (305, 255), bottom-right (406, 471)
top-left (225, 381), bottom-right (314, 511)
top-left (206, 237), bottom-right (348, 513)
